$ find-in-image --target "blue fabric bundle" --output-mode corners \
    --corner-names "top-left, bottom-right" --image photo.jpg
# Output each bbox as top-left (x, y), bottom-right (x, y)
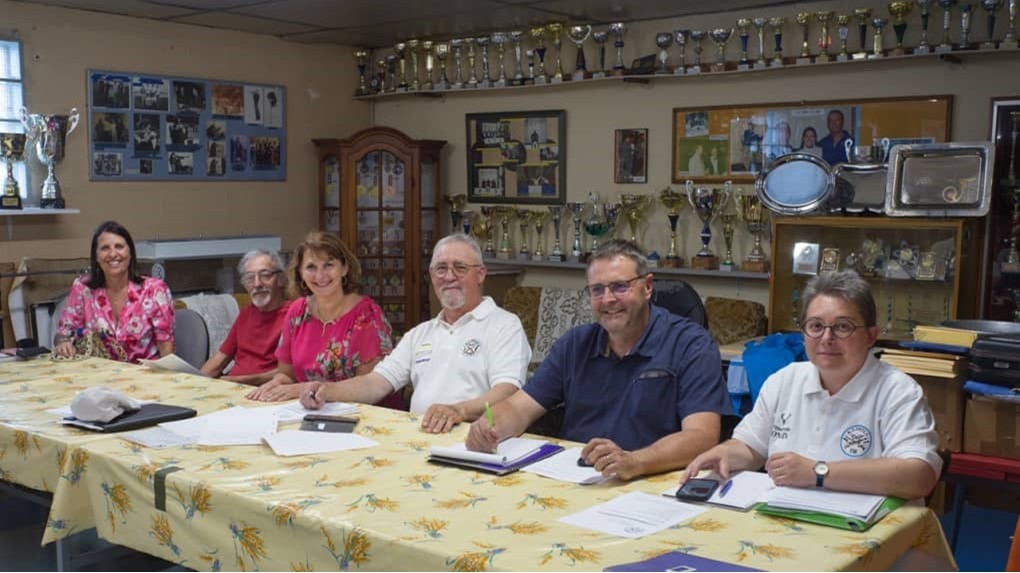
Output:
top-left (742, 332), bottom-right (807, 403)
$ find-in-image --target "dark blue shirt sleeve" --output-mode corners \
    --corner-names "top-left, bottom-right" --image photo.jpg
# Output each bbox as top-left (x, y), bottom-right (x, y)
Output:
top-left (672, 323), bottom-right (732, 421)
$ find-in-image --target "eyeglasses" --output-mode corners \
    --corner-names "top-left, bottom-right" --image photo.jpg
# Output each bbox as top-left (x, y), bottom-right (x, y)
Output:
top-left (429, 263), bottom-right (481, 278)
top-left (584, 276), bottom-right (643, 299)
top-left (801, 318), bottom-right (861, 339)
top-left (241, 270), bottom-right (281, 286)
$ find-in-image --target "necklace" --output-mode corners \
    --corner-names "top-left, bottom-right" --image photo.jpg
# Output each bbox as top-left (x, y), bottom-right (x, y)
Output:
top-left (312, 296), bottom-right (349, 336)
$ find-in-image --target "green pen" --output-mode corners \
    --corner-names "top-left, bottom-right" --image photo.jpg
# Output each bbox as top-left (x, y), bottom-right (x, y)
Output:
top-left (484, 402), bottom-right (495, 428)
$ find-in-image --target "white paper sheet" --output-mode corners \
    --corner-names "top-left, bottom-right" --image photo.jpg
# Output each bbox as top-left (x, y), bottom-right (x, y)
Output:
top-left (198, 407), bottom-right (278, 446)
top-left (119, 426), bottom-right (195, 449)
top-left (560, 491), bottom-right (707, 538)
top-left (523, 447), bottom-right (610, 485)
top-left (273, 400), bottom-right (359, 424)
top-left (662, 471), bottom-right (776, 510)
top-left (139, 354), bottom-right (206, 377)
top-left (264, 430), bottom-right (379, 456)
top-left (766, 487), bottom-right (886, 520)
top-left (430, 437), bottom-right (547, 465)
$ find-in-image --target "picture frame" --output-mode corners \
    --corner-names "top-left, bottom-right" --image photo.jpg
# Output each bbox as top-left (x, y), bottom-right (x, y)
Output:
top-left (672, 95), bottom-right (953, 184)
top-left (614, 128), bottom-right (648, 184)
top-left (465, 110), bottom-right (565, 205)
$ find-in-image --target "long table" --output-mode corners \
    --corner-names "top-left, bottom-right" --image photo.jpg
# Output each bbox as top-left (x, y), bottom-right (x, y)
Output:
top-left (2, 357), bottom-right (957, 571)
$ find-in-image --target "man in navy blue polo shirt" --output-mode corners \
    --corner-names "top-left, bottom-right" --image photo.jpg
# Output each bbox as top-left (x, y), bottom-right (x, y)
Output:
top-left (466, 240), bottom-right (730, 480)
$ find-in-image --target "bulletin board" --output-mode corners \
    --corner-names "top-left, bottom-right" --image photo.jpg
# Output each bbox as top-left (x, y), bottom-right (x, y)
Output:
top-left (87, 69), bottom-right (286, 181)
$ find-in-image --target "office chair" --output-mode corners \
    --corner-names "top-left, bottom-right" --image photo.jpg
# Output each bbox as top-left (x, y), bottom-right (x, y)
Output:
top-left (651, 279), bottom-right (708, 328)
top-left (173, 308), bottom-right (210, 369)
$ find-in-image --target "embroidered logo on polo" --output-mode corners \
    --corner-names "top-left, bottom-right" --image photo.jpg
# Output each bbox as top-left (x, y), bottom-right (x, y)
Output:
top-left (462, 339), bottom-right (481, 356)
top-left (840, 424), bottom-right (873, 457)
top-left (770, 412), bottom-right (792, 440)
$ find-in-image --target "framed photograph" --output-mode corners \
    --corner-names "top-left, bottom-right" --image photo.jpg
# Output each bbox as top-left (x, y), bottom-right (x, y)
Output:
top-left (672, 95), bottom-right (953, 183)
top-left (466, 110), bottom-right (565, 205)
top-left (614, 128), bottom-right (648, 184)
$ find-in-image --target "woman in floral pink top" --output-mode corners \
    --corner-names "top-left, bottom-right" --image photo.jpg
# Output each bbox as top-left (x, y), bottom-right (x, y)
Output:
top-left (54, 221), bottom-right (175, 363)
top-left (246, 232), bottom-right (399, 407)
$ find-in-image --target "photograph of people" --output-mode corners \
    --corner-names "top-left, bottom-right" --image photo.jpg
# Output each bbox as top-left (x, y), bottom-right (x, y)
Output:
top-left (763, 120), bottom-right (793, 165)
top-left (797, 126), bottom-right (823, 157)
top-left (820, 109), bottom-right (852, 165)
top-left (688, 144), bottom-right (706, 175)
top-left (706, 145), bottom-right (723, 175)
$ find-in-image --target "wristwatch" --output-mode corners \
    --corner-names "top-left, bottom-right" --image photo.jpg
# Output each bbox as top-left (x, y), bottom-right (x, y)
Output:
top-left (814, 461), bottom-right (829, 488)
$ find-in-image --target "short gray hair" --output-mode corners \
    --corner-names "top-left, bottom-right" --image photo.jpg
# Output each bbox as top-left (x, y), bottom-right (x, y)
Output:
top-left (799, 270), bottom-right (876, 327)
top-left (588, 239), bottom-right (648, 276)
top-left (237, 249), bottom-right (285, 276)
top-left (431, 233), bottom-right (483, 266)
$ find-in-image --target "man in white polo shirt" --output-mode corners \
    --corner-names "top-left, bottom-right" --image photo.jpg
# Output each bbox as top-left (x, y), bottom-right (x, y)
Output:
top-left (301, 233), bottom-right (531, 434)
top-left (681, 270), bottom-right (941, 501)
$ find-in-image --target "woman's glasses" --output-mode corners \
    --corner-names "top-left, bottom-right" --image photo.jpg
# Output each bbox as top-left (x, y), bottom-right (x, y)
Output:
top-left (801, 318), bottom-right (860, 339)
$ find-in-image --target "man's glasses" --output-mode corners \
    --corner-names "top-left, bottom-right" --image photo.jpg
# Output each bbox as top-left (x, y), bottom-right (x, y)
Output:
top-left (241, 270), bottom-right (281, 286)
top-left (429, 263), bottom-right (481, 278)
top-left (801, 318), bottom-right (861, 339)
top-left (584, 276), bottom-right (643, 299)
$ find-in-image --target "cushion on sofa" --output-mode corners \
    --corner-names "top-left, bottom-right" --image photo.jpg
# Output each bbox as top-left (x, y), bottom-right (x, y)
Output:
top-left (704, 296), bottom-right (768, 345)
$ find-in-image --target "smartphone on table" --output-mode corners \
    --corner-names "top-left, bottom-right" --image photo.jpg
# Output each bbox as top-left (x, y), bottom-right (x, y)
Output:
top-left (300, 414), bottom-right (358, 433)
top-left (675, 478), bottom-right (720, 502)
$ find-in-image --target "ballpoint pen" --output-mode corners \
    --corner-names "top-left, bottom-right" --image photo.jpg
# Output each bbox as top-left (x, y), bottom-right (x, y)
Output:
top-left (484, 402), bottom-right (495, 427)
top-left (719, 478), bottom-right (734, 498)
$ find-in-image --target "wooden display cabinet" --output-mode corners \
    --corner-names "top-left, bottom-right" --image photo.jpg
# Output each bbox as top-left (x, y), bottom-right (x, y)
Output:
top-left (314, 127), bottom-right (446, 336)
top-left (983, 98), bottom-right (1020, 322)
top-left (769, 216), bottom-right (983, 340)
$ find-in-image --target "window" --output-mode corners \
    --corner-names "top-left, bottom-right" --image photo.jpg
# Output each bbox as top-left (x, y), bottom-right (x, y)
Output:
top-left (0, 39), bottom-right (27, 200)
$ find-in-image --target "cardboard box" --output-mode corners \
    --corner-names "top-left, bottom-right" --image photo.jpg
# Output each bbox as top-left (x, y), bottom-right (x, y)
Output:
top-left (963, 396), bottom-right (1020, 459)
top-left (914, 373), bottom-right (966, 452)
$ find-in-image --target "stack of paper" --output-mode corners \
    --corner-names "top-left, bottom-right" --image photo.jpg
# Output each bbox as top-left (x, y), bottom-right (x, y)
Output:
top-left (757, 487), bottom-right (904, 530)
top-left (273, 401), bottom-right (359, 424)
top-left (879, 347), bottom-right (965, 378)
top-left (264, 430), bottom-right (378, 456)
top-left (430, 437), bottom-right (547, 465)
top-left (912, 325), bottom-right (979, 348)
top-left (560, 491), bottom-right (707, 539)
top-left (523, 447), bottom-right (610, 485)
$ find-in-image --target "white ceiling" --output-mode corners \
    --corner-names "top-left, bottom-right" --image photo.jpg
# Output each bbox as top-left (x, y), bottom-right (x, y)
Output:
top-left (13, 0), bottom-right (811, 48)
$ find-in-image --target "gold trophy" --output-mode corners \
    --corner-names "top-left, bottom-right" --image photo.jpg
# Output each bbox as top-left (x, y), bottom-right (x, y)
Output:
top-left (1003, 0), bottom-right (1019, 48)
top-left (736, 18), bottom-right (753, 69)
top-left (547, 23), bottom-right (566, 82)
top-left (735, 193), bottom-right (771, 272)
top-left (532, 210), bottom-right (551, 261)
top-left (567, 25), bottom-right (591, 81)
top-left (719, 183), bottom-right (738, 271)
top-left (837, 14), bottom-right (852, 61)
top-left (816, 11), bottom-right (835, 62)
top-left (493, 206), bottom-right (516, 259)
top-left (871, 17), bottom-right (890, 57)
top-left (769, 17), bottom-right (787, 66)
top-left (619, 193), bottom-right (652, 246)
top-left (0, 133), bottom-right (27, 210)
top-left (407, 39), bottom-right (421, 90)
top-left (460, 209), bottom-right (476, 236)
top-left (709, 28), bottom-right (732, 72)
top-left (516, 208), bottom-right (533, 259)
top-left (443, 193), bottom-right (467, 232)
top-left (796, 12), bottom-right (814, 64)
top-left (354, 50), bottom-right (370, 96)
top-left (889, 1), bottom-right (914, 54)
top-left (479, 205), bottom-right (497, 256)
top-left (659, 185), bottom-right (688, 268)
top-left (422, 40), bottom-right (435, 90)
top-left (853, 8), bottom-right (874, 58)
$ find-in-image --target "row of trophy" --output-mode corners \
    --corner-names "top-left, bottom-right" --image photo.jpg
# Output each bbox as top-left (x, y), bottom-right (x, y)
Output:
top-left (444, 184), bottom-right (772, 272)
top-left (354, 0), bottom-right (1019, 95)
top-left (0, 107), bottom-right (79, 209)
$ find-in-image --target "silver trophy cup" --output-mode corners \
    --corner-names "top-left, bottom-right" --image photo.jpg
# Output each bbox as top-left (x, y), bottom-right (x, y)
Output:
top-left (21, 107), bottom-right (80, 208)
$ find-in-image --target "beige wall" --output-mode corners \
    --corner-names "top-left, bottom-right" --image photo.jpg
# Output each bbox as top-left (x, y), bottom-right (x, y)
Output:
top-left (370, 0), bottom-right (1018, 307)
top-left (0, 0), bottom-right (367, 262)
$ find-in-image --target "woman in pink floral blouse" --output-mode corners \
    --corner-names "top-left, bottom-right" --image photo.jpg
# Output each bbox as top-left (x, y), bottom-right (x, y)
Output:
top-left (246, 232), bottom-right (401, 407)
top-left (54, 221), bottom-right (175, 363)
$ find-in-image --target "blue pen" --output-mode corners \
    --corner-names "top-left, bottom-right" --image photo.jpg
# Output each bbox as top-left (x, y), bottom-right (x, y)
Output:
top-left (718, 479), bottom-right (734, 498)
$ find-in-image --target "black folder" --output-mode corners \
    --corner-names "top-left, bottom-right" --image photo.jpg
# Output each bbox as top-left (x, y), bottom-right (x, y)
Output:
top-left (62, 403), bottom-right (197, 432)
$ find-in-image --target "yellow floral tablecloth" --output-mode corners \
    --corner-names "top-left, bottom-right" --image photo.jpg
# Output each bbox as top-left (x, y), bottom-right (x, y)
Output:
top-left (1, 358), bottom-right (956, 571)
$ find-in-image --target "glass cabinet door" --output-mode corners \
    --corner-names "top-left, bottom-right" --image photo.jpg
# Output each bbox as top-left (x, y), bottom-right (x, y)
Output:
top-left (322, 155), bottom-right (340, 232)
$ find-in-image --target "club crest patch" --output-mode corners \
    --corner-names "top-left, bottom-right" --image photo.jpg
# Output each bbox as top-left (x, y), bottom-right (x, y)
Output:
top-left (462, 339), bottom-right (481, 356)
top-left (840, 424), bottom-right (873, 457)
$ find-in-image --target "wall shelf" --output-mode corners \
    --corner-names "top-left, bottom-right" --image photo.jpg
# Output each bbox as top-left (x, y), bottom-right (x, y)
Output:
top-left (1, 208), bottom-right (80, 240)
top-left (483, 256), bottom-right (769, 281)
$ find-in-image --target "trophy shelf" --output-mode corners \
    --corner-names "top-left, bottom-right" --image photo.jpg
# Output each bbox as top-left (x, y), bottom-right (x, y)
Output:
top-left (483, 257), bottom-right (769, 281)
top-left (354, 46), bottom-right (1019, 101)
top-left (0, 207), bottom-right (80, 240)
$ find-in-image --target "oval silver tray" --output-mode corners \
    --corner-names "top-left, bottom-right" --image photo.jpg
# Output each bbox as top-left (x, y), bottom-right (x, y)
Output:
top-left (755, 153), bottom-right (835, 215)
top-left (885, 142), bottom-right (993, 217)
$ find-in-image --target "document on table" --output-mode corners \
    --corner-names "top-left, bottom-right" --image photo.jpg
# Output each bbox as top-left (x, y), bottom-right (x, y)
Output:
top-left (560, 491), bottom-right (707, 538)
top-left (522, 447), bottom-right (611, 485)
top-left (273, 400), bottom-right (359, 424)
top-left (766, 487), bottom-right (886, 520)
top-left (264, 430), bottom-right (379, 456)
top-left (120, 426), bottom-right (195, 449)
top-left (139, 354), bottom-right (206, 377)
top-left (662, 471), bottom-right (776, 510)
top-left (197, 407), bottom-right (278, 446)
top-left (429, 437), bottom-right (548, 465)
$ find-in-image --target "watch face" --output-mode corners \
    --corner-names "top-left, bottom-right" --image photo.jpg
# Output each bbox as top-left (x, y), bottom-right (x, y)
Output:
top-left (814, 461), bottom-right (829, 476)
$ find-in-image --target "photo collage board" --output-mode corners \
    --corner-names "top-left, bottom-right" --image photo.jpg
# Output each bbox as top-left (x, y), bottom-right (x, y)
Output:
top-left (87, 69), bottom-right (286, 181)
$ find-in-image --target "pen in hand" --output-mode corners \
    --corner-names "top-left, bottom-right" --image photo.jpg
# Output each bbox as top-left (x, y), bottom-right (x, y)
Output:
top-left (719, 479), bottom-right (733, 498)
top-left (484, 402), bottom-right (495, 428)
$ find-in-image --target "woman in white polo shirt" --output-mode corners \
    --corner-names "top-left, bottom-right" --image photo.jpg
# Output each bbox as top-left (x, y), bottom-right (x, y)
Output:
top-left (682, 270), bottom-right (941, 500)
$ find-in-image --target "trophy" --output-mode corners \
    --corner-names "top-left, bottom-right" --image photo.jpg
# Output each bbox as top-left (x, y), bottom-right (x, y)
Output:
top-left (619, 193), bottom-right (651, 246)
top-left (959, 2), bottom-right (974, 48)
top-left (889, 1), bottom-right (914, 54)
top-left (443, 193), bottom-right (467, 231)
top-left (465, 37), bottom-right (479, 88)
top-left (659, 186), bottom-right (688, 268)
top-left (709, 28), bottom-right (732, 72)
top-left (21, 107), bottom-right (79, 208)
top-left (936, 0), bottom-right (958, 52)
top-left (609, 23), bottom-right (627, 75)
top-left (354, 50), bottom-right (370, 96)
top-left (460, 209), bottom-right (476, 237)
top-left (1004, 0), bottom-right (1019, 47)
top-left (476, 36), bottom-right (492, 88)
top-left (547, 23), bottom-right (566, 82)
top-left (854, 8), bottom-right (874, 58)
top-left (516, 208), bottom-right (533, 259)
top-left (493, 206), bottom-right (515, 259)
top-left (372, 57), bottom-right (386, 93)
top-left (719, 184), bottom-right (738, 271)
top-left (434, 43), bottom-right (450, 90)
top-left (548, 206), bottom-right (565, 262)
top-left (509, 31), bottom-right (525, 86)
top-left (736, 19), bottom-right (752, 69)
top-left (753, 18), bottom-right (769, 68)
top-left (735, 194), bottom-right (770, 272)
top-left (981, 0), bottom-right (1005, 48)
top-left (422, 41), bottom-right (435, 90)
top-left (592, 30), bottom-right (609, 78)
top-left (384, 55), bottom-right (398, 92)
top-left (816, 11), bottom-right (835, 61)
top-left (530, 27), bottom-right (548, 84)
top-left (673, 29), bottom-right (689, 74)
top-left (532, 210), bottom-right (550, 261)
top-left (584, 192), bottom-right (619, 259)
top-left (837, 14), bottom-right (853, 60)
top-left (872, 17), bottom-right (890, 57)
top-left (690, 30), bottom-right (707, 73)
top-left (569, 25), bottom-right (592, 80)
top-left (491, 33), bottom-right (508, 87)
top-left (394, 42), bottom-right (409, 90)
top-left (686, 181), bottom-right (732, 270)
top-left (916, 0), bottom-right (937, 53)
top-left (769, 18), bottom-right (786, 66)
top-left (796, 12), bottom-right (814, 63)
top-left (407, 39), bottom-right (421, 90)
top-left (566, 200), bottom-right (586, 260)
top-left (479, 206), bottom-right (497, 255)
top-left (655, 32), bottom-right (674, 74)
top-left (450, 39), bottom-right (465, 89)
top-left (0, 133), bottom-right (26, 210)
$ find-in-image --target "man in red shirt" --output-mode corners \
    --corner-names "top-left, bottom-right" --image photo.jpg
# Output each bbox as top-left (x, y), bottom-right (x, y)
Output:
top-left (201, 250), bottom-right (290, 385)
